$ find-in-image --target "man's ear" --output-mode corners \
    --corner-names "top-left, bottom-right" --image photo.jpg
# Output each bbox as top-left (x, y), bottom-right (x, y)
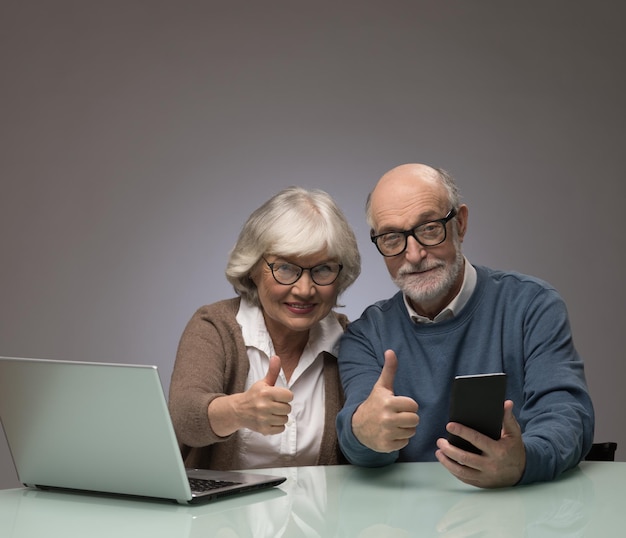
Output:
top-left (455, 204), bottom-right (469, 241)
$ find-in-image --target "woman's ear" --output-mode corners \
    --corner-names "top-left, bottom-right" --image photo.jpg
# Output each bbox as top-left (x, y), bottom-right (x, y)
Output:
top-left (248, 261), bottom-right (261, 286)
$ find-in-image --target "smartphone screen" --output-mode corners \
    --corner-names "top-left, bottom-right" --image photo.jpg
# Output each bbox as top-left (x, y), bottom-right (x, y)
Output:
top-left (447, 372), bottom-right (507, 454)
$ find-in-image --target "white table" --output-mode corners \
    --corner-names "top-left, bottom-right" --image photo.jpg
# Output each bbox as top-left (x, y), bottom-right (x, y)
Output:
top-left (1, 461), bottom-right (624, 537)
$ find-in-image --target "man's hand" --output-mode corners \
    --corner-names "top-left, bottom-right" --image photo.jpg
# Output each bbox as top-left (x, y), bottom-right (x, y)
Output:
top-left (435, 400), bottom-right (526, 488)
top-left (352, 350), bottom-right (419, 453)
top-left (208, 355), bottom-right (294, 437)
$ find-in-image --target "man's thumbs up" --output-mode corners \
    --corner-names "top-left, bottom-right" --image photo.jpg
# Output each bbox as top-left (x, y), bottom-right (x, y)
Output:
top-left (352, 349), bottom-right (419, 453)
top-left (375, 349), bottom-right (399, 392)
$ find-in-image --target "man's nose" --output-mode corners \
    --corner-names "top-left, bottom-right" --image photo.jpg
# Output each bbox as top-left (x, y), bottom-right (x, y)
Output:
top-left (404, 235), bottom-right (427, 262)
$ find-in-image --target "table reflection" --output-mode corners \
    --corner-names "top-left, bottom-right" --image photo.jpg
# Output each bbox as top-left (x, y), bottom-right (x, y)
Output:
top-left (333, 464), bottom-right (593, 537)
top-left (0, 463), bottom-right (598, 538)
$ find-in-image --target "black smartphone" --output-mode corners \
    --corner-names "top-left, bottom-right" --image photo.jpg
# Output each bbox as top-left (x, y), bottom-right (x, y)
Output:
top-left (447, 372), bottom-right (507, 454)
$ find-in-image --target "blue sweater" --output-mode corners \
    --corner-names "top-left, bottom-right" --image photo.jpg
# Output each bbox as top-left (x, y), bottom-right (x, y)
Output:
top-left (336, 265), bottom-right (594, 484)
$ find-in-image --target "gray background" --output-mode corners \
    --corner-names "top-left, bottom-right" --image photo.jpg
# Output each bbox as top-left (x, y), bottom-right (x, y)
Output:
top-left (1, 1), bottom-right (624, 488)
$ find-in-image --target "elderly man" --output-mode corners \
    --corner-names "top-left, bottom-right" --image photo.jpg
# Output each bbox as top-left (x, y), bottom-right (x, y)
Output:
top-left (336, 163), bottom-right (594, 488)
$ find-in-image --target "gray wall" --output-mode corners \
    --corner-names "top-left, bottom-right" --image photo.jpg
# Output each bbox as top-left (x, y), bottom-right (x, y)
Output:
top-left (1, 1), bottom-right (624, 488)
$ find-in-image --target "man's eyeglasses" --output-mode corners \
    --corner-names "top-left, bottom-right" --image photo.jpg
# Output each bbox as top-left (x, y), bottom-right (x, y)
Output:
top-left (262, 257), bottom-right (343, 286)
top-left (370, 208), bottom-right (458, 257)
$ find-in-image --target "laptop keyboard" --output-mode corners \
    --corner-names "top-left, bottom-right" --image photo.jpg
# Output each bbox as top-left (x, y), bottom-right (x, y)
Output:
top-left (189, 477), bottom-right (242, 493)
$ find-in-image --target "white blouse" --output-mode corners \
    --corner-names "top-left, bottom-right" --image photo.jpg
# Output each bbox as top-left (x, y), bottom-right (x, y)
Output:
top-left (235, 298), bottom-right (343, 469)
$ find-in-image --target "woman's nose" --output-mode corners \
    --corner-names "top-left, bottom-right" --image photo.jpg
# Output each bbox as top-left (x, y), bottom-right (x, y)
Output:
top-left (292, 270), bottom-right (316, 294)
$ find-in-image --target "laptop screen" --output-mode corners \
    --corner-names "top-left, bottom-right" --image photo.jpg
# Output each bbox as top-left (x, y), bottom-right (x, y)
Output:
top-left (0, 357), bottom-right (285, 504)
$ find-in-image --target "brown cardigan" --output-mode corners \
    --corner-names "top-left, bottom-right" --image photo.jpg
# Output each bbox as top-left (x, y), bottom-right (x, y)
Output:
top-left (168, 297), bottom-right (348, 470)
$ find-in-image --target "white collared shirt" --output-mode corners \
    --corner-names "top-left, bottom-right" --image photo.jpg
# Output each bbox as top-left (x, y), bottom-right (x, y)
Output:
top-left (405, 258), bottom-right (477, 323)
top-left (235, 298), bottom-right (343, 469)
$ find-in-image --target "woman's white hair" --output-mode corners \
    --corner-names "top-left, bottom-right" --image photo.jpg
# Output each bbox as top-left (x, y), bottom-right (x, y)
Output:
top-left (226, 186), bottom-right (361, 306)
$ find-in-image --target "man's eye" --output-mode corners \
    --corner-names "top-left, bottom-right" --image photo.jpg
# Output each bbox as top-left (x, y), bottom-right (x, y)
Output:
top-left (381, 233), bottom-right (403, 245)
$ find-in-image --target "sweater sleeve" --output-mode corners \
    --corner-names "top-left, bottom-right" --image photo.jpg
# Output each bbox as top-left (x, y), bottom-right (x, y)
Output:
top-left (515, 286), bottom-right (595, 484)
top-left (336, 304), bottom-right (399, 467)
top-left (168, 300), bottom-right (247, 448)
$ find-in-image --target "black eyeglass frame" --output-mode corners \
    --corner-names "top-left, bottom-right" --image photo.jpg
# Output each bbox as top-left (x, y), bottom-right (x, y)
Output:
top-left (261, 257), bottom-right (344, 286)
top-left (370, 207), bottom-right (458, 257)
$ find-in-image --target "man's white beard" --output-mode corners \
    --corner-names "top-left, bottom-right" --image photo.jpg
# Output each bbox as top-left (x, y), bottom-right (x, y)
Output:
top-left (393, 240), bottom-right (464, 306)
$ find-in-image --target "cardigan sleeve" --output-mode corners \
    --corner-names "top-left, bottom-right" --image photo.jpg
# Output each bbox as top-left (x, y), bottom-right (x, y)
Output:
top-left (168, 299), bottom-right (249, 447)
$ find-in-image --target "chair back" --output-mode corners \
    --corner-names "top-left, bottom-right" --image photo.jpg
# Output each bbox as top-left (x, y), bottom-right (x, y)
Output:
top-left (585, 442), bottom-right (617, 461)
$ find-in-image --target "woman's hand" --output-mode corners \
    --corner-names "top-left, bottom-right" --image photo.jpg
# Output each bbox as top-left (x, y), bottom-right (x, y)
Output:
top-left (208, 355), bottom-right (294, 437)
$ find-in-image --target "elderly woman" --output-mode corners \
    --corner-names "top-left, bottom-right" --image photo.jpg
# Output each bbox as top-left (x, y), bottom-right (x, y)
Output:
top-left (169, 187), bottom-right (361, 470)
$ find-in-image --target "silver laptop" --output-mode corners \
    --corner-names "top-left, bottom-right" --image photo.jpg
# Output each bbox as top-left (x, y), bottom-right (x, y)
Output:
top-left (0, 356), bottom-right (286, 504)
